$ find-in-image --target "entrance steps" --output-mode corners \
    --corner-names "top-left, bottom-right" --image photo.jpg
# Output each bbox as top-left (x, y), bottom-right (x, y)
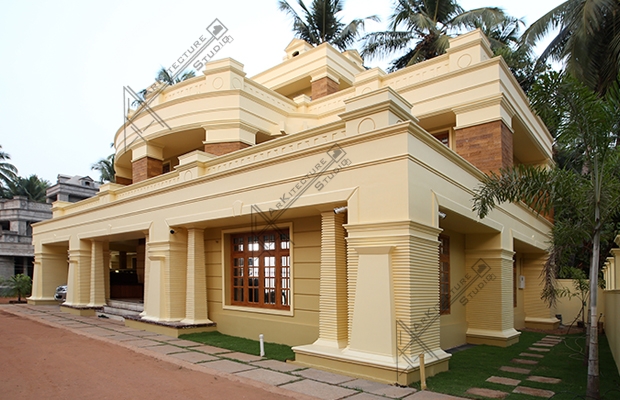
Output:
top-left (97, 299), bottom-right (144, 322)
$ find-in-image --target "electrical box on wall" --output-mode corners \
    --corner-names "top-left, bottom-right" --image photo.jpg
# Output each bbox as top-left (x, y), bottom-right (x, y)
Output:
top-left (519, 275), bottom-right (525, 289)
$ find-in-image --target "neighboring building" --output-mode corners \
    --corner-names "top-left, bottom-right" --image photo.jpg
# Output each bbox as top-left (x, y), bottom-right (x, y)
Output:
top-left (0, 196), bottom-right (52, 279)
top-left (46, 175), bottom-right (100, 204)
top-left (30, 31), bottom-right (557, 384)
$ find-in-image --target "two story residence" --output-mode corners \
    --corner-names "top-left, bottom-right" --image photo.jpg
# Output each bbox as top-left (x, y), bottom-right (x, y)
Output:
top-left (29, 30), bottom-right (556, 384)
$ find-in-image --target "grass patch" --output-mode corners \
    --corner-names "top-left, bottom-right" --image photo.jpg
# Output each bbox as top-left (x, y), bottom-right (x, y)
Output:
top-left (180, 331), bottom-right (294, 362)
top-left (413, 331), bottom-right (620, 399)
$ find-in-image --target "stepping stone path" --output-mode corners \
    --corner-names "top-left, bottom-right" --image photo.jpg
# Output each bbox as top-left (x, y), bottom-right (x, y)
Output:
top-left (469, 335), bottom-right (563, 398)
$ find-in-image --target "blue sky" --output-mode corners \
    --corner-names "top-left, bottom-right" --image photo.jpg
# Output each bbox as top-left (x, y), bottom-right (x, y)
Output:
top-left (0, 0), bottom-right (563, 183)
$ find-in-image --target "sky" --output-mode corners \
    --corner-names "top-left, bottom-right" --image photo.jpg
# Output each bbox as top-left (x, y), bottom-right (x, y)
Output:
top-left (0, 0), bottom-right (564, 184)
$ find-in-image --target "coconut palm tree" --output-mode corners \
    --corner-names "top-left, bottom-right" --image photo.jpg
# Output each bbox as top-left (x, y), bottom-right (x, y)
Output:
top-left (91, 154), bottom-right (116, 183)
top-left (0, 145), bottom-right (18, 197)
top-left (278, 0), bottom-right (379, 51)
top-left (473, 75), bottom-right (620, 400)
top-left (7, 175), bottom-right (50, 203)
top-left (155, 67), bottom-right (196, 86)
top-left (361, 0), bottom-right (507, 71)
top-left (521, 0), bottom-right (620, 95)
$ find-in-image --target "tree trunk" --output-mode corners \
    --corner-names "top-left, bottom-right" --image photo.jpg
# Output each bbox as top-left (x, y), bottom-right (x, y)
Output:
top-left (584, 305), bottom-right (590, 366)
top-left (586, 219), bottom-right (600, 399)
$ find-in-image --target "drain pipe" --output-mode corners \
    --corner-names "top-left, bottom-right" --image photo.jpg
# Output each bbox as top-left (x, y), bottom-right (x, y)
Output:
top-left (259, 334), bottom-right (265, 357)
top-left (419, 353), bottom-right (427, 390)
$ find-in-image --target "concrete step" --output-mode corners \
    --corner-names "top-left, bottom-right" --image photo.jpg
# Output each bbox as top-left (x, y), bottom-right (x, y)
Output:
top-left (106, 300), bottom-right (144, 312)
top-left (101, 306), bottom-right (141, 317)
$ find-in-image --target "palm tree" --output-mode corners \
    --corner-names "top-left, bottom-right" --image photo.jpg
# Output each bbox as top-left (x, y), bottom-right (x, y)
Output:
top-left (473, 75), bottom-right (620, 400)
top-left (7, 175), bottom-right (51, 203)
top-left (155, 67), bottom-right (196, 85)
top-left (521, 0), bottom-right (620, 94)
top-left (91, 154), bottom-right (116, 183)
top-left (361, 0), bottom-right (507, 71)
top-left (278, 0), bottom-right (379, 51)
top-left (0, 145), bottom-right (18, 196)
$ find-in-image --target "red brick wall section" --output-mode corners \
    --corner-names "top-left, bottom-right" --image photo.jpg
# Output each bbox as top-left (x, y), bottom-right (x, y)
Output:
top-left (454, 120), bottom-right (514, 174)
top-left (311, 77), bottom-right (339, 100)
top-left (132, 157), bottom-right (163, 183)
top-left (115, 176), bottom-right (132, 185)
top-left (204, 141), bottom-right (250, 156)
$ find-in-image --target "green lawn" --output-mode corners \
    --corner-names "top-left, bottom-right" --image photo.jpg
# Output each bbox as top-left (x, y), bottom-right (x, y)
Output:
top-left (415, 331), bottom-right (620, 399)
top-left (180, 331), bottom-right (295, 362)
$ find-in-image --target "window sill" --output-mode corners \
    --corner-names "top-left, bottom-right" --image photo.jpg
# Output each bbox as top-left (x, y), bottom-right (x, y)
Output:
top-left (222, 304), bottom-right (294, 317)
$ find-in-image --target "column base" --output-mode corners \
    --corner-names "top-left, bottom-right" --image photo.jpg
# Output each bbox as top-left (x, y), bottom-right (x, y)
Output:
top-left (293, 344), bottom-right (451, 385)
top-left (524, 317), bottom-right (560, 330)
top-left (27, 298), bottom-right (61, 305)
top-left (466, 328), bottom-right (521, 347)
top-left (124, 315), bottom-right (217, 338)
top-left (60, 304), bottom-right (101, 316)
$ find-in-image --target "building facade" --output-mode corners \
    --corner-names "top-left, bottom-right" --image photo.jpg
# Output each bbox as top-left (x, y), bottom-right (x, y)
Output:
top-left (0, 196), bottom-right (52, 279)
top-left (30, 30), bottom-right (557, 384)
top-left (46, 175), bottom-right (100, 204)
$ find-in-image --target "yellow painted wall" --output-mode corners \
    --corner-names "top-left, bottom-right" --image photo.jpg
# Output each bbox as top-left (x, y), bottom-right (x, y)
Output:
top-left (604, 290), bottom-right (620, 375)
top-left (205, 216), bottom-right (321, 346)
top-left (440, 229), bottom-right (467, 349)
top-left (553, 279), bottom-right (606, 327)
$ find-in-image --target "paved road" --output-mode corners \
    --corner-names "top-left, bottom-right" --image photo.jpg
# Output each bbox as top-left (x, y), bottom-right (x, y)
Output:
top-left (0, 310), bottom-right (293, 400)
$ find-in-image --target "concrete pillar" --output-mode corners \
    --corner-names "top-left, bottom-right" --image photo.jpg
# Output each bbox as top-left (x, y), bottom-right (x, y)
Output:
top-left (104, 244), bottom-right (110, 300)
top-left (181, 228), bottom-right (211, 324)
top-left (464, 233), bottom-right (520, 346)
top-left (523, 253), bottom-right (559, 329)
top-left (65, 239), bottom-right (91, 307)
top-left (142, 229), bottom-right (187, 322)
top-left (29, 244), bottom-right (68, 305)
top-left (131, 143), bottom-right (164, 183)
top-left (313, 212), bottom-right (347, 348)
top-left (88, 241), bottom-right (106, 307)
top-left (311, 76), bottom-right (339, 100)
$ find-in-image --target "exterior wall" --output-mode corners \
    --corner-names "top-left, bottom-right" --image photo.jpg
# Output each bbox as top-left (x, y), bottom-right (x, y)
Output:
top-left (513, 254), bottom-right (526, 329)
top-left (522, 254), bottom-right (559, 329)
top-left (0, 256), bottom-right (14, 279)
top-left (205, 216), bottom-right (320, 346)
top-left (454, 121), bottom-right (513, 174)
top-left (204, 141), bottom-right (250, 156)
top-left (440, 229), bottom-right (467, 349)
top-left (132, 157), bottom-right (162, 183)
top-left (552, 279), bottom-right (606, 326)
top-left (311, 77), bottom-right (339, 100)
top-left (604, 290), bottom-right (620, 375)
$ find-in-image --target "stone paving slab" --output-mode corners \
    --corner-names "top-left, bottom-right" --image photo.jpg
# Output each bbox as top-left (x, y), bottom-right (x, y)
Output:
top-left (198, 359), bottom-right (257, 374)
top-left (222, 351), bottom-right (264, 362)
top-left (528, 347), bottom-right (550, 352)
top-left (346, 393), bottom-right (388, 399)
top-left (342, 379), bottom-right (416, 398)
top-left (129, 330), bottom-right (161, 337)
top-left (191, 344), bottom-right (232, 354)
top-left (169, 351), bottom-right (219, 363)
top-left (105, 333), bottom-right (140, 341)
top-left (252, 359), bottom-right (305, 372)
top-left (235, 368), bottom-right (300, 386)
top-left (159, 338), bottom-right (202, 347)
top-left (532, 342), bottom-right (555, 347)
top-left (280, 379), bottom-right (358, 400)
top-left (545, 335), bottom-right (562, 339)
top-left (146, 344), bottom-right (189, 355)
top-left (486, 376), bottom-right (521, 386)
top-left (512, 386), bottom-right (554, 398)
top-left (511, 358), bottom-right (538, 365)
top-left (527, 376), bottom-right (561, 384)
top-left (499, 366), bottom-right (531, 375)
top-left (109, 326), bottom-right (140, 333)
top-left (465, 388), bottom-right (508, 399)
top-left (293, 368), bottom-right (356, 385)
top-left (122, 339), bottom-right (163, 347)
top-left (519, 352), bottom-right (544, 358)
top-left (80, 327), bottom-right (118, 336)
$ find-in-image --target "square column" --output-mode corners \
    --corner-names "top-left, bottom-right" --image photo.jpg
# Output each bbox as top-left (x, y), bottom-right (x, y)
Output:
top-left (313, 212), bottom-right (347, 348)
top-left (464, 233), bottom-right (520, 346)
top-left (142, 230), bottom-right (187, 322)
top-left (64, 239), bottom-right (91, 307)
top-left (29, 244), bottom-right (68, 305)
top-left (523, 253), bottom-right (560, 329)
top-left (88, 241), bottom-right (107, 307)
top-left (181, 228), bottom-right (212, 324)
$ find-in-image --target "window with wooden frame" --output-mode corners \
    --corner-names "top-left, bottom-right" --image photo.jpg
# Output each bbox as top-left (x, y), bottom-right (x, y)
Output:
top-left (231, 230), bottom-right (291, 310)
top-left (439, 235), bottom-right (450, 314)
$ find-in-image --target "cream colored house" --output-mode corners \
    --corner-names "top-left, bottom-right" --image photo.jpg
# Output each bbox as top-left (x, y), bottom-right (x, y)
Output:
top-left (29, 30), bottom-right (557, 384)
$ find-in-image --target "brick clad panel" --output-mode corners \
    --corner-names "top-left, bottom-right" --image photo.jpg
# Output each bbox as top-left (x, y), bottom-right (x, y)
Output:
top-left (132, 157), bottom-right (162, 183)
top-left (204, 141), bottom-right (250, 156)
top-left (311, 77), bottom-right (339, 100)
top-left (454, 121), bottom-right (513, 174)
